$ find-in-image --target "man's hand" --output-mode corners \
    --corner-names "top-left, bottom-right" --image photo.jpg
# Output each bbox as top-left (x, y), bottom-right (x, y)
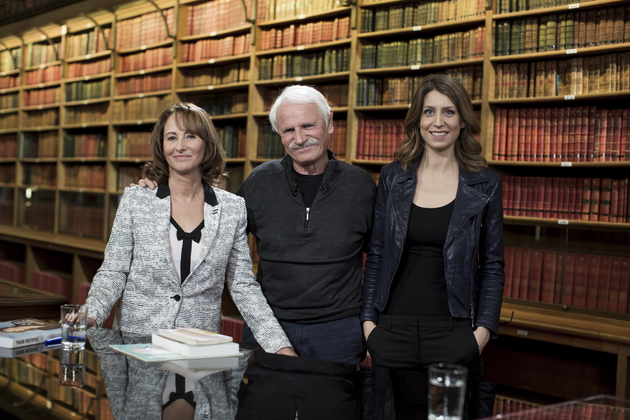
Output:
top-left (473, 326), bottom-right (491, 354)
top-left (363, 321), bottom-right (377, 341)
top-left (275, 347), bottom-right (298, 357)
top-left (130, 179), bottom-right (158, 189)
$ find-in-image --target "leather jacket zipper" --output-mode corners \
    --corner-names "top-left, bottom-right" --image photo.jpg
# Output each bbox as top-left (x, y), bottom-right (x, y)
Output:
top-left (304, 207), bottom-right (310, 231)
top-left (384, 198), bottom-right (405, 309)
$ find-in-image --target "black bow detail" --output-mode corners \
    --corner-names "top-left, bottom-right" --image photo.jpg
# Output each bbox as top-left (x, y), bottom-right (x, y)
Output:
top-left (176, 229), bottom-right (202, 243)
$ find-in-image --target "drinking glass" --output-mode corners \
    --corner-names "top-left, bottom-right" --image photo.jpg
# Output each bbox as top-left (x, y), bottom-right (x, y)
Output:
top-left (60, 304), bottom-right (88, 350)
top-left (428, 363), bottom-right (468, 420)
top-left (59, 348), bottom-right (86, 387)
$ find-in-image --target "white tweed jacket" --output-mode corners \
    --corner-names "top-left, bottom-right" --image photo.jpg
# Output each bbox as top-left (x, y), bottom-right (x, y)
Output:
top-left (85, 184), bottom-right (292, 353)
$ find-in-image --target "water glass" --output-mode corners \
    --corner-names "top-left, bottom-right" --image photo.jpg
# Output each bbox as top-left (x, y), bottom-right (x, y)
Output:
top-left (428, 363), bottom-right (468, 420)
top-left (59, 348), bottom-right (86, 387)
top-left (60, 304), bottom-right (88, 350)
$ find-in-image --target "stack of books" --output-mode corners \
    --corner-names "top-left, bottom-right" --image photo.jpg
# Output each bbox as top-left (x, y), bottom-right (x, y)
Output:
top-left (0, 318), bottom-right (62, 358)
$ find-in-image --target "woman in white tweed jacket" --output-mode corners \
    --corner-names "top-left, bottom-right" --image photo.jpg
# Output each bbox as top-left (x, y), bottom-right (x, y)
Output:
top-left (85, 103), bottom-right (294, 356)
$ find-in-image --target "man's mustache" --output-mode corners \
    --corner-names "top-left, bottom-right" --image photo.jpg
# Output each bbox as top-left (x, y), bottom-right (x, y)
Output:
top-left (289, 138), bottom-right (319, 150)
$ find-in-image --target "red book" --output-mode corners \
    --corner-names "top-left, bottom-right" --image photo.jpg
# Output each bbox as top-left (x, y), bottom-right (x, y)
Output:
top-left (549, 107), bottom-right (558, 162)
top-left (535, 176), bottom-right (545, 218)
top-left (572, 253), bottom-right (588, 307)
top-left (558, 177), bottom-right (568, 219)
top-left (586, 255), bottom-right (600, 309)
top-left (589, 178), bottom-right (601, 221)
top-left (513, 177), bottom-right (522, 216)
top-left (594, 110), bottom-right (603, 161)
top-left (543, 177), bottom-right (553, 218)
top-left (618, 258), bottom-right (630, 313)
top-left (536, 109), bottom-right (545, 162)
top-left (621, 178), bottom-right (629, 223)
top-left (562, 107), bottom-right (571, 161)
top-left (519, 248), bottom-right (531, 299)
top-left (554, 252), bottom-right (566, 304)
top-left (608, 257), bottom-right (622, 312)
top-left (518, 108), bottom-right (527, 161)
top-left (520, 176), bottom-right (530, 217)
top-left (543, 108), bottom-right (552, 162)
top-left (528, 249), bottom-right (544, 301)
top-left (357, 119), bottom-right (365, 160)
top-left (599, 178), bottom-right (612, 222)
top-left (581, 178), bottom-right (592, 220)
top-left (561, 253), bottom-right (575, 305)
top-left (574, 178), bottom-right (583, 221)
top-left (541, 250), bottom-right (557, 303)
top-left (504, 246), bottom-right (514, 297)
top-left (550, 177), bottom-right (560, 219)
top-left (504, 176), bottom-right (514, 216)
top-left (529, 108), bottom-right (538, 161)
top-left (512, 247), bottom-right (523, 299)
top-left (597, 256), bottom-right (612, 311)
top-left (500, 108), bottom-right (508, 160)
top-left (621, 109), bottom-right (628, 162)
top-left (566, 177), bottom-right (577, 220)
top-left (610, 179), bottom-right (620, 223)
top-left (502, 176), bottom-right (510, 216)
top-left (493, 109), bottom-right (503, 160)
top-left (506, 109), bottom-right (515, 161)
top-left (612, 109), bottom-right (621, 161)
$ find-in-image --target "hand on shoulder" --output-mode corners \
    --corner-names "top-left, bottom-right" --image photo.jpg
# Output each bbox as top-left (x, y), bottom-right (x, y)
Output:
top-left (129, 179), bottom-right (158, 190)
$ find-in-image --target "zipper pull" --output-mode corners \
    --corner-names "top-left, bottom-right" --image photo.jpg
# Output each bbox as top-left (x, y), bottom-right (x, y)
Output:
top-left (304, 207), bottom-right (310, 231)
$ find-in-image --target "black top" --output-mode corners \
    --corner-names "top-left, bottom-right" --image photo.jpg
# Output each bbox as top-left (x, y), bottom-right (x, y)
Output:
top-left (384, 200), bottom-right (455, 317)
top-left (292, 167), bottom-right (324, 208)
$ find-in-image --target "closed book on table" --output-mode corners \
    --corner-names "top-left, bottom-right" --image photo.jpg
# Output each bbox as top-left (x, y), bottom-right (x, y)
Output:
top-left (152, 334), bottom-right (240, 357)
top-left (158, 327), bottom-right (233, 346)
top-left (0, 318), bottom-right (61, 348)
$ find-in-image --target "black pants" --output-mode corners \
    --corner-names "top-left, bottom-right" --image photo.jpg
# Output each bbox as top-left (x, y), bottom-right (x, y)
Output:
top-left (366, 315), bottom-right (482, 420)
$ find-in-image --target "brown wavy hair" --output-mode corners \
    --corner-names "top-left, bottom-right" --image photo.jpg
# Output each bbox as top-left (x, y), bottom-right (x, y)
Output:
top-left (144, 103), bottom-right (226, 187)
top-left (394, 74), bottom-right (486, 173)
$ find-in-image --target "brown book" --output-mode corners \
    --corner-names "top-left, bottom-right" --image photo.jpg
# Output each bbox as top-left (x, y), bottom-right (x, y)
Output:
top-left (618, 258), bottom-right (630, 313)
top-left (586, 10), bottom-right (597, 46)
top-left (525, 108), bottom-right (534, 161)
top-left (504, 246), bottom-right (514, 297)
top-left (611, 179), bottom-right (620, 222)
top-left (606, 7), bottom-right (615, 45)
top-left (519, 248), bottom-right (531, 299)
top-left (540, 251), bottom-right (557, 303)
top-left (599, 178), bottom-right (612, 222)
top-left (512, 247), bottom-right (523, 299)
top-left (581, 178), bottom-right (592, 221)
top-left (586, 255), bottom-right (600, 309)
top-left (572, 253), bottom-right (588, 307)
top-left (608, 257), bottom-right (622, 311)
top-left (554, 252), bottom-right (565, 304)
top-left (528, 249), bottom-right (544, 301)
top-left (597, 256), bottom-right (612, 311)
top-left (562, 253), bottom-right (576, 305)
top-left (590, 178), bottom-right (601, 221)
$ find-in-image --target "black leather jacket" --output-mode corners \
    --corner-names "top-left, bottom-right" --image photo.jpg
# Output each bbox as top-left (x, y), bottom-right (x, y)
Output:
top-left (360, 160), bottom-right (505, 337)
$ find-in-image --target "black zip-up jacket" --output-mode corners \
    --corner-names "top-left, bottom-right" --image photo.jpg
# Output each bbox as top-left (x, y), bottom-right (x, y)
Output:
top-left (360, 160), bottom-right (505, 337)
top-left (236, 151), bottom-right (376, 323)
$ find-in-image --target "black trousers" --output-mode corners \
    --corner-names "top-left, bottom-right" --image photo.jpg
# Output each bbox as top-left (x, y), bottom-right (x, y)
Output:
top-left (366, 315), bottom-right (482, 420)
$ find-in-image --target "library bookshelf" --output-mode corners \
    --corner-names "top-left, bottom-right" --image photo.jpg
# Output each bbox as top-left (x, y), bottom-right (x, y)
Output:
top-left (0, 0), bottom-right (628, 416)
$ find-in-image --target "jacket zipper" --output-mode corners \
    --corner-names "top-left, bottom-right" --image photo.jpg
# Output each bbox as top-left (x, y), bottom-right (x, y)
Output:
top-left (304, 207), bottom-right (310, 231)
top-left (384, 197), bottom-right (405, 309)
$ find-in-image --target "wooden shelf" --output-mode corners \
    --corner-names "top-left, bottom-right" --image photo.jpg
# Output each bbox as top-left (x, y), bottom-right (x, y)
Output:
top-left (112, 119), bottom-right (158, 126)
top-left (490, 90), bottom-right (630, 104)
top-left (61, 157), bottom-right (107, 162)
top-left (489, 160), bottom-right (630, 167)
top-left (21, 126), bottom-right (58, 132)
top-left (19, 158), bottom-right (57, 163)
top-left (23, 81), bottom-right (62, 90)
top-left (0, 108), bottom-right (19, 114)
top-left (59, 187), bottom-right (106, 193)
top-left (358, 15), bottom-right (486, 39)
top-left (65, 50), bottom-right (112, 63)
top-left (492, 0), bottom-right (630, 21)
top-left (62, 122), bottom-right (109, 129)
top-left (111, 157), bottom-right (152, 162)
top-left (64, 72), bottom-right (112, 83)
top-left (0, 69), bottom-right (20, 77)
top-left (116, 65), bottom-right (173, 78)
top-left (210, 113), bottom-right (248, 121)
top-left (178, 53), bottom-right (250, 68)
top-left (179, 24), bottom-right (252, 41)
top-left (357, 58), bottom-right (484, 76)
top-left (24, 61), bottom-right (62, 71)
top-left (177, 81), bottom-right (249, 94)
top-left (0, 128), bottom-right (18, 134)
top-left (256, 39), bottom-right (351, 56)
top-left (257, 6), bottom-right (352, 28)
top-left (491, 42), bottom-right (630, 63)
top-left (255, 71), bottom-right (351, 86)
top-left (352, 158), bottom-right (393, 165)
top-left (114, 90), bottom-right (171, 100)
top-left (116, 39), bottom-right (173, 55)
top-left (23, 104), bottom-right (60, 111)
top-left (0, 87), bottom-right (20, 94)
top-left (503, 216), bottom-right (630, 232)
top-left (63, 98), bottom-right (111, 107)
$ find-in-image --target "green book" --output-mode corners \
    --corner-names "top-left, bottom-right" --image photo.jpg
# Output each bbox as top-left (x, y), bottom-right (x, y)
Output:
top-left (565, 12), bottom-right (575, 49)
top-left (538, 16), bottom-right (548, 52)
top-left (546, 14), bottom-right (558, 51)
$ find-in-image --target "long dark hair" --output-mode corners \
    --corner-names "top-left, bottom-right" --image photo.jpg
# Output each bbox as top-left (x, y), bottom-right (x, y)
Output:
top-left (144, 103), bottom-right (226, 186)
top-left (394, 74), bottom-right (486, 172)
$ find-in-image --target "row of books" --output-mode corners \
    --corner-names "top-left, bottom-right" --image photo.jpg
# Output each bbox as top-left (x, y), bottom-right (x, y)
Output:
top-left (0, 114), bottom-right (19, 129)
top-left (181, 34), bottom-right (251, 63)
top-left (23, 87), bottom-right (59, 106)
top-left (0, 260), bottom-right (24, 284)
top-left (21, 132), bottom-right (57, 159)
top-left (265, 0), bottom-right (345, 22)
top-left (115, 132), bottom-right (151, 158)
top-left (257, 126), bottom-right (282, 159)
top-left (260, 17), bottom-right (351, 51)
top-left (217, 125), bottom-right (246, 159)
top-left (66, 104), bottom-right (108, 125)
top-left (117, 72), bottom-right (171, 95)
top-left (0, 93), bottom-right (18, 109)
top-left (0, 167), bottom-right (15, 184)
top-left (258, 47), bottom-right (350, 80)
top-left (502, 176), bottom-right (630, 223)
top-left (66, 79), bottom-right (111, 102)
top-left (356, 66), bottom-right (482, 106)
top-left (117, 165), bottom-right (143, 191)
top-left (329, 119), bottom-right (347, 159)
top-left (493, 8), bottom-right (630, 57)
top-left (492, 106), bottom-right (630, 162)
top-left (185, 0), bottom-right (254, 36)
top-left (31, 270), bottom-right (72, 300)
top-left (66, 28), bottom-right (111, 59)
top-left (59, 193), bottom-right (105, 238)
top-left (113, 95), bottom-right (170, 122)
top-left (497, 0), bottom-right (606, 16)
top-left (492, 396), bottom-right (540, 417)
top-left (64, 164), bottom-right (106, 190)
top-left (357, 119), bottom-right (405, 161)
top-left (26, 42), bottom-right (62, 67)
top-left (0, 74), bottom-right (19, 89)
top-left (189, 92), bottom-right (248, 116)
top-left (0, 49), bottom-right (21, 72)
top-left (63, 134), bottom-right (106, 158)
top-left (494, 53), bottom-right (630, 99)
top-left (22, 193), bottom-right (55, 231)
top-left (262, 83), bottom-right (349, 111)
top-left (23, 163), bottom-right (56, 186)
top-left (182, 62), bottom-right (249, 88)
top-left (361, 0), bottom-right (486, 34)
top-left (361, 27), bottom-right (485, 69)
top-left (119, 47), bottom-right (172, 73)
top-left (25, 65), bottom-right (61, 85)
top-left (67, 57), bottom-right (111, 78)
top-left (115, 8), bottom-right (175, 50)
top-left (504, 246), bottom-right (630, 314)
top-left (0, 134), bottom-right (17, 158)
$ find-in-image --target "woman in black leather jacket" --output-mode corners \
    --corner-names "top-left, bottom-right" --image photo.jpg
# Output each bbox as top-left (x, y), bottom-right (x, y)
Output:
top-left (360, 74), bottom-right (505, 419)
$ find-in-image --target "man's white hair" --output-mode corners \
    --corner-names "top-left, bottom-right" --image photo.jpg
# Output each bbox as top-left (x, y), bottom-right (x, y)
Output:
top-left (269, 85), bottom-right (331, 133)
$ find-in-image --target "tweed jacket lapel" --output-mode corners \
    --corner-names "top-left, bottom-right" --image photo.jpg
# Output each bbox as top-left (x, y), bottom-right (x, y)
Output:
top-left (156, 185), bottom-right (180, 283)
top-left (191, 185), bottom-right (221, 278)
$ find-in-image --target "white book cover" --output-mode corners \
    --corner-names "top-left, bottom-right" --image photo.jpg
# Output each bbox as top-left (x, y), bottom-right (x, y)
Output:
top-left (151, 334), bottom-right (240, 358)
top-left (0, 319), bottom-right (62, 349)
top-left (157, 327), bottom-right (233, 346)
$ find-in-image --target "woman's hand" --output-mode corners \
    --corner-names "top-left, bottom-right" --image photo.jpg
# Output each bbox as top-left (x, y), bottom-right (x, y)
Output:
top-left (129, 179), bottom-right (157, 189)
top-left (473, 326), bottom-right (491, 354)
top-left (363, 321), bottom-right (377, 341)
top-left (59, 315), bottom-right (97, 329)
top-left (275, 347), bottom-right (298, 357)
